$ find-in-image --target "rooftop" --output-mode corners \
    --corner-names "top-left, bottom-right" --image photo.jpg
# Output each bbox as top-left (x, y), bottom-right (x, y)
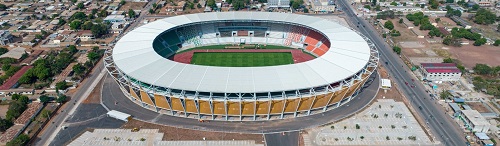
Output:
top-left (426, 68), bottom-right (461, 73)
top-left (461, 110), bottom-right (490, 126)
top-left (421, 63), bottom-right (457, 68)
top-left (0, 66), bottom-right (33, 90)
top-left (0, 47), bottom-right (26, 60)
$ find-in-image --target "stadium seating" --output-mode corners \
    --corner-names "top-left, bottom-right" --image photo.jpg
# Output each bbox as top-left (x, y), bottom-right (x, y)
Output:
top-left (201, 23), bottom-right (217, 38)
top-left (159, 30), bottom-right (181, 46)
top-left (177, 26), bottom-right (202, 47)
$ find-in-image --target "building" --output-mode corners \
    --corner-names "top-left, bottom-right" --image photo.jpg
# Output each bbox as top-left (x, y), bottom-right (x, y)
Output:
top-left (311, 0), bottom-right (336, 13)
top-left (386, 6), bottom-right (422, 13)
top-left (402, 18), bottom-right (415, 29)
top-left (110, 22), bottom-right (129, 34)
top-left (0, 66), bottom-right (33, 90)
top-left (104, 15), bottom-right (127, 23)
top-left (420, 63), bottom-right (462, 81)
top-left (105, 12), bottom-right (378, 121)
top-left (0, 30), bottom-right (14, 45)
top-left (0, 47), bottom-right (26, 60)
top-left (411, 29), bottom-right (425, 38)
top-left (381, 79), bottom-right (392, 89)
top-left (267, 0), bottom-right (290, 8)
top-left (76, 30), bottom-right (94, 41)
top-left (468, 0), bottom-right (494, 6)
top-left (67, 129), bottom-right (262, 146)
top-left (165, 1), bottom-right (186, 12)
top-left (460, 110), bottom-right (490, 133)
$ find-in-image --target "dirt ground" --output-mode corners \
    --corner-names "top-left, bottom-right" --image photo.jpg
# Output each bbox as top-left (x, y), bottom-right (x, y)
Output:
top-left (0, 105), bottom-right (8, 119)
top-left (121, 119), bottom-right (265, 144)
top-left (446, 45), bottom-right (500, 68)
top-left (82, 78), bottom-right (103, 104)
top-left (119, 2), bottom-right (147, 11)
top-left (467, 102), bottom-right (490, 113)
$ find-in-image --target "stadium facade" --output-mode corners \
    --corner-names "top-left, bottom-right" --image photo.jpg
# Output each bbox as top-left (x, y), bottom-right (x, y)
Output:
top-left (104, 12), bottom-right (379, 121)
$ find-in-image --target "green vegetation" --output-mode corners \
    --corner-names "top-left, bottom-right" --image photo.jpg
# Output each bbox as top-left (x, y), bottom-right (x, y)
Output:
top-left (0, 64), bottom-right (21, 85)
top-left (472, 64), bottom-right (500, 97)
top-left (6, 94), bottom-right (29, 121)
top-left (428, 0), bottom-right (439, 9)
top-left (39, 95), bottom-right (51, 103)
top-left (0, 117), bottom-right (13, 132)
top-left (191, 52), bottom-right (293, 67)
top-left (56, 94), bottom-right (68, 103)
top-left (442, 58), bottom-right (465, 73)
top-left (290, 0), bottom-right (304, 10)
top-left (392, 46), bottom-right (401, 54)
top-left (384, 20), bottom-right (394, 30)
top-left (445, 5), bottom-right (462, 17)
top-left (494, 40), bottom-right (500, 46)
top-left (0, 4), bottom-right (7, 11)
top-left (474, 8), bottom-right (497, 25)
top-left (7, 134), bottom-right (30, 146)
top-left (56, 81), bottom-right (69, 90)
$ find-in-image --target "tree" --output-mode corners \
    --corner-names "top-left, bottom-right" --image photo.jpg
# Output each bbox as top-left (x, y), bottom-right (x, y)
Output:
top-left (56, 94), bottom-right (68, 103)
top-left (428, 0), bottom-right (439, 9)
top-left (0, 48), bottom-right (8, 55)
top-left (393, 46), bottom-right (402, 54)
top-left (473, 38), bottom-right (487, 46)
top-left (0, 117), bottom-right (13, 132)
top-left (70, 0), bottom-right (77, 3)
top-left (494, 40), bottom-right (500, 46)
top-left (56, 81), bottom-right (69, 90)
top-left (445, 0), bottom-right (454, 3)
top-left (6, 134), bottom-right (30, 146)
top-left (303, 8), bottom-right (309, 13)
top-left (98, 9), bottom-right (108, 17)
top-left (472, 4), bottom-right (479, 11)
top-left (39, 95), bottom-right (50, 103)
top-left (435, 18), bottom-right (440, 23)
top-left (474, 9), bottom-right (496, 25)
top-left (399, 18), bottom-right (403, 23)
top-left (87, 52), bottom-right (100, 63)
top-left (371, 0), bottom-right (377, 6)
top-left (384, 20), bottom-right (394, 30)
top-left (77, 2), bottom-right (84, 9)
top-left (81, 21), bottom-right (93, 30)
top-left (291, 0), bottom-right (301, 9)
top-left (0, 4), bottom-right (7, 11)
top-left (73, 63), bottom-right (86, 76)
top-left (443, 58), bottom-right (454, 63)
top-left (152, 3), bottom-right (158, 9)
top-left (440, 90), bottom-right (452, 99)
top-left (473, 64), bottom-right (492, 75)
top-left (390, 1), bottom-right (397, 6)
top-left (128, 9), bottom-right (136, 18)
top-left (6, 101), bottom-right (27, 121)
top-left (207, 0), bottom-right (216, 8)
top-left (375, 5), bottom-right (381, 11)
top-left (149, 8), bottom-right (155, 14)
top-left (91, 23), bottom-right (108, 38)
top-left (364, 5), bottom-right (371, 10)
top-left (376, 10), bottom-right (395, 19)
top-left (120, 0), bottom-right (126, 5)
top-left (197, 3), bottom-right (202, 8)
top-left (69, 20), bottom-right (82, 30)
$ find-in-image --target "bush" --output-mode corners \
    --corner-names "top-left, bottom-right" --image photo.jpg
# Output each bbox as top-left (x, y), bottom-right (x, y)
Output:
top-left (392, 46), bottom-right (402, 54)
top-left (6, 134), bottom-right (30, 146)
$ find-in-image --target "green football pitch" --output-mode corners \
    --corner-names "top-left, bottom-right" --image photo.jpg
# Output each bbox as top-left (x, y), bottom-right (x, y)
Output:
top-left (191, 52), bottom-right (294, 67)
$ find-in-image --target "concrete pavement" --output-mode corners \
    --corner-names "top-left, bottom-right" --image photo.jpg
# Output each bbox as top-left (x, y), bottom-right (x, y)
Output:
top-left (337, 0), bottom-right (467, 145)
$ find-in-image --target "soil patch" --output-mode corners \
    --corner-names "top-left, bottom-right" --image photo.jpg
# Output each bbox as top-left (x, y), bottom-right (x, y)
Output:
top-left (467, 102), bottom-right (490, 113)
top-left (122, 119), bottom-right (265, 144)
top-left (447, 45), bottom-right (500, 68)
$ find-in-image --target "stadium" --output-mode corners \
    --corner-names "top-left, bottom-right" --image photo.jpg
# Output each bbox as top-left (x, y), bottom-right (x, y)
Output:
top-left (104, 12), bottom-right (379, 121)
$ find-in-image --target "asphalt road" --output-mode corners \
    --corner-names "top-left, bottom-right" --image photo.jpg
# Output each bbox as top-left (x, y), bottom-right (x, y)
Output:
top-left (265, 131), bottom-right (299, 146)
top-left (34, 63), bottom-right (106, 146)
top-left (337, 0), bottom-right (466, 145)
top-left (101, 71), bottom-right (380, 133)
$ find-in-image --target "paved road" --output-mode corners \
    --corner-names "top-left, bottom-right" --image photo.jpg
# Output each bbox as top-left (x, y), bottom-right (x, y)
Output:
top-left (265, 132), bottom-right (299, 146)
top-left (337, 0), bottom-right (466, 145)
top-left (101, 71), bottom-right (380, 133)
top-left (34, 63), bottom-right (106, 146)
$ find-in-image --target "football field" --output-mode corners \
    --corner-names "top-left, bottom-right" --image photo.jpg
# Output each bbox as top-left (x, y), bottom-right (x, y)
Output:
top-left (191, 52), bottom-right (294, 67)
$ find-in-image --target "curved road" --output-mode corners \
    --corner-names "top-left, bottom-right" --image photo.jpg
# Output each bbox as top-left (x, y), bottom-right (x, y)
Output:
top-left (101, 72), bottom-right (380, 133)
top-left (337, 0), bottom-right (467, 145)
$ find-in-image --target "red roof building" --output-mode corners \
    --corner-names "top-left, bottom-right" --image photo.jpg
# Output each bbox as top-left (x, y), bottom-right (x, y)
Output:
top-left (0, 66), bottom-right (33, 90)
top-left (420, 63), bottom-right (462, 81)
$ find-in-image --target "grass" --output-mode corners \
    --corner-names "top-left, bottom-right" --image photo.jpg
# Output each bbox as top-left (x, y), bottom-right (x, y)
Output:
top-left (177, 45), bottom-right (295, 54)
top-left (191, 52), bottom-right (294, 67)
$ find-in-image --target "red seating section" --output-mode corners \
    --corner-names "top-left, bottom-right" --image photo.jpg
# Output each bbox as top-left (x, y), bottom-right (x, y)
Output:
top-left (304, 31), bottom-right (330, 56)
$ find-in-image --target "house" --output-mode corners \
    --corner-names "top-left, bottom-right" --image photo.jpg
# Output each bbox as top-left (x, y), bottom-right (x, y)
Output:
top-left (110, 22), bottom-right (129, 34)
top-left (460, 110), bottom-right (490, 133)
top-left (386, 6), bottom-right (422, 13)
top-left (267, 0), bottom-right (291, 8)
top-left (419, 63), bottom-right (462, 81)
top-left (0, 66), bottom-right (33, 90)
top-left (0, 89), bottom-right (34, 97)
top-left (402, 18), bottom-right (415, 29)
top-left (0, 47), bottom-right (26, 60)
top-left (0, 30), bottom-right (14, 45)
top-left (165, 1), bottom-right (186, 12)
top-left (104, 15), bottom-right (127, 23)
top-left (469, 0), bottom-right (493, 6)
top-left (76, 30), bottom-right (94, 41)
top-left (411, 29), bottom-right (425, 38)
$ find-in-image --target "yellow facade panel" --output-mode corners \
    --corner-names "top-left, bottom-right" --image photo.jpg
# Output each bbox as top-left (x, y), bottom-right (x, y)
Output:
top-left (256, 101), bottom-right (269, 115)
top-left (330, 87), bottom-right (348, 104)
top-left (213, 101), bottom-right (225, 115)
top-left (312, 93), bottom-right (330, 108)
top-left (129, 87), bottom-right (141, 101)
top-left (284, 99), bottom-right (299, 112)
top-left (241, 101), bottom-right (255, 115)
top-left (199, 100), bottom-right (212, 114)
top-left (298, 96), bottom-right (314, 111)
top-left (185, 99), bottom-right (197, 113)
top-left (227, 101), bottom-right (240, 115)
top-left (154, 94), bottom-right (170, 110)
top-left (171, 97), bottom-right (184, 111)
top-left (140, 90), bottom-right (155, 106)
top-left (270, 100), bottom-right (284, 114)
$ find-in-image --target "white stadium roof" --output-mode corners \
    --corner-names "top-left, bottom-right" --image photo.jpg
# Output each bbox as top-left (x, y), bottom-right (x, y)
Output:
top-left (112, 12), bottom-right (371, 93)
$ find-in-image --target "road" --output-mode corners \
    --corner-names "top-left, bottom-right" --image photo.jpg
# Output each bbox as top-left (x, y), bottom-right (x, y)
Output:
top-left (265, 132), bottom-right (299, 146)
top-left (337, 0), bottom-right (467, 145)
top-left (101, 71), bottom-right (379, 133)
top-left (35, 63), bottom-right (106, 146)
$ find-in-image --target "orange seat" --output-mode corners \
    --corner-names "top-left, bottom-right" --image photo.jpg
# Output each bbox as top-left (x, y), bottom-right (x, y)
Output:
top-left (313, 48), bottom-right (326, 56)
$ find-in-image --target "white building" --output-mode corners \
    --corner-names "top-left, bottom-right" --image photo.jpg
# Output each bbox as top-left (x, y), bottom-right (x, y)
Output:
top-left (0, 30), bottom-right (13, 45)
top-left (460, 110), bottom-right (490, 133)
top-left (420, 63), bottom-right (462, 81)
top-left (386, 6), bottom-right (422, 13)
